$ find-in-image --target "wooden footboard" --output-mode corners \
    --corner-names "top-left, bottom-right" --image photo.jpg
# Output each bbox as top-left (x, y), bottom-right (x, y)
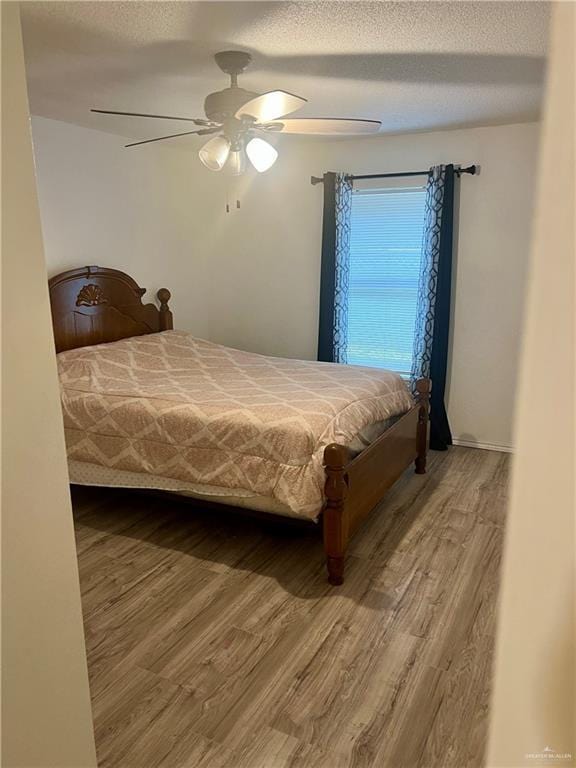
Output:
top-left (323, 378), bottom-right (430, 585)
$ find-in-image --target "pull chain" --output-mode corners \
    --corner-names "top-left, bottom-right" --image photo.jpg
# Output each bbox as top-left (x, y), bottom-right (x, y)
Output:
top-left (225, 178), bottom-right (241, 213)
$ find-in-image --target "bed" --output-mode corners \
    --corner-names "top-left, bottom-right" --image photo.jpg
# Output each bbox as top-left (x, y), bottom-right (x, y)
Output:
top-left (49, 266), bottom-right (430, 585)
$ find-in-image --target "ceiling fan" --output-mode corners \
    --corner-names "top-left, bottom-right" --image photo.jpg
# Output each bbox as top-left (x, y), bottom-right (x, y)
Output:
top-left (92, 50), bottom-right (381, 175)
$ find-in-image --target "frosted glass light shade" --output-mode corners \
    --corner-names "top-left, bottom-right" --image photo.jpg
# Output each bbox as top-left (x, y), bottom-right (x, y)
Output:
top-left (199, 136), bottom-right (230, 171)
top-left (246, 138), bottom-right (278, 173)
top-left (226, 148), bottom-right (246, 176)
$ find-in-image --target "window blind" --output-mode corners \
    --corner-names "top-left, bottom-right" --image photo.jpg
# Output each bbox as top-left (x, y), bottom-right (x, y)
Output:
top-left (347, 185), bottom-right (427, 375)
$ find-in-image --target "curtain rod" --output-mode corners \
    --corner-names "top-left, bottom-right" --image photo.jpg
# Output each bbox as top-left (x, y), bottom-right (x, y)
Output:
top-left (310, 165), bottom-right (477, 185)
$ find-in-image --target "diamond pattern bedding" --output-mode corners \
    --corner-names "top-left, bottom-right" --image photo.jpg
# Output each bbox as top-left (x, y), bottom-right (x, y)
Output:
top-left (58, 331), bottom-right (414, 519)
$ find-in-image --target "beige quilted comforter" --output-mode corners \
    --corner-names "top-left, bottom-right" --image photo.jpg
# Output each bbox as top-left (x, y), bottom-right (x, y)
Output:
top-left (58, 331), bottom-right (413, 519)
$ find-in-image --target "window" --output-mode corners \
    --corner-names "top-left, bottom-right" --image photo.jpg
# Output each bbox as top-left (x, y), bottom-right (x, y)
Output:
top-left (347, 185), bottom-right (427, 376)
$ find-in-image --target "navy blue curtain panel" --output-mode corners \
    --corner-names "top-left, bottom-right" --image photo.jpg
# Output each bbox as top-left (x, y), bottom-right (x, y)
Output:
top-left (412, 164), bottom-right (455, 450)
top-left (317, 172), bottom-right (337, 362)
top-left (317, 172), bottom-right (352, 362)
top-left (429, 164), bottom-right (454, 450)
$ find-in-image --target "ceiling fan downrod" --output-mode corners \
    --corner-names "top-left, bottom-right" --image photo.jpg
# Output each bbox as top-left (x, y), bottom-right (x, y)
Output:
top-left (214, 50), bottom-right (253, 88)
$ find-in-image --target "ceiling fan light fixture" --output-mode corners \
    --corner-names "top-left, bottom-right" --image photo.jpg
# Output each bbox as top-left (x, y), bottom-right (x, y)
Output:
top-left (246, 137), bottom-right (278, 173)
top-left (199, 135), bottom-right (230, 171)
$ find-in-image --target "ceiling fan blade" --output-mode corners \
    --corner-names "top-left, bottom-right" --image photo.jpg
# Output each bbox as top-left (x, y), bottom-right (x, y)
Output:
top-left (92, 109), bottom-right (216, 126)
top-left (235, 91), bottom-right (307, 123)
top-left (266, 118), bottom-right (382, 135)
top-left (125, 127), bottom-right (219, 148)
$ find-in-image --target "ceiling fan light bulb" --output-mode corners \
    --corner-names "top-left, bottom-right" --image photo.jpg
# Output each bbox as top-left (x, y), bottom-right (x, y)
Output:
top-left (199, 136), bottom-right (230, 171)
top-left (246, 137), bottom-right (278, 173)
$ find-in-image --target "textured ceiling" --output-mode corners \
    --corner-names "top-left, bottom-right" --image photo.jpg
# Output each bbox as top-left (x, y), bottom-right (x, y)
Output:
top-left (21, 1), bottom-right (549, 144)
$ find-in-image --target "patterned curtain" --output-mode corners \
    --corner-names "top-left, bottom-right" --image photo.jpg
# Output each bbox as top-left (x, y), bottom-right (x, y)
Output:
top-left (332, 174), bottom-right (353, 362)
top-left (318, 172), bottom-right (353, 363)
top-left (412, 164), bottom-right (455, 450)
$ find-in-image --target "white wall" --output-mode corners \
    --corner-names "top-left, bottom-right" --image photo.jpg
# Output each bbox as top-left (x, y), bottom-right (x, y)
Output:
top-left (30, 116), bottom-right (539, 451)
top-left (31, 116), bottom-right (213, 338)
top-left (1, 5), bottom-right (97, 766)
top-left (487, 3), bottom-right (574, 764)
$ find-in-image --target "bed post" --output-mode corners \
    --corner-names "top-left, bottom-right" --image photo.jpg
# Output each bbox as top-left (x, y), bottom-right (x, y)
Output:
top-left (323, 443), bottom-right (350, 585)
top-left (157, 288), bottom-right (173, 331)
top-left (415, 377), bottom-right (431, 474)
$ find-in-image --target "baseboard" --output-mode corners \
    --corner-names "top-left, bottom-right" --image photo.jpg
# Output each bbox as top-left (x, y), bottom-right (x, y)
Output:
top-left (452, 437), bottom-right (514, 454)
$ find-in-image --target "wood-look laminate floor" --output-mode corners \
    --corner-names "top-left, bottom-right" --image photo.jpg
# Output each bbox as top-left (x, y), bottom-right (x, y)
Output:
top-left (73, 447), bottom-right (508, 768)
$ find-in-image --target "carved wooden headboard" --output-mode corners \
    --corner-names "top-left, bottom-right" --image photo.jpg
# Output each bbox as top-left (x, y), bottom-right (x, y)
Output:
top-left (48, 266), bottom-right (173, 352)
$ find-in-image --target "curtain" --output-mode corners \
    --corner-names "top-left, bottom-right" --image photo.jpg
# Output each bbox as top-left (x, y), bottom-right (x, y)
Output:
top-left (412, 164), bottom-right (456, 450)
top-left (317, 172), bottom-right (353, 363)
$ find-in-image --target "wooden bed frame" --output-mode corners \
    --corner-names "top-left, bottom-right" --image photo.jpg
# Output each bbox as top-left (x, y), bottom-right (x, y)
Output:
top-left (49, 266), bottom-right (429, 585)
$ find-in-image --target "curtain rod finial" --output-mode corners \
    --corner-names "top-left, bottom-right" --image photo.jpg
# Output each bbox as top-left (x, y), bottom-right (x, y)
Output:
top-left (457, 164), bottom-right (478, 177)
top-left (311, 175), bottom-right (324, 186)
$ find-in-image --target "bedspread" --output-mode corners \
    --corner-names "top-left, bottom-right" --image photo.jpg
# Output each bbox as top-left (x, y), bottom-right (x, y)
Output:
top-left (58, 331), bottom-right (413, 519)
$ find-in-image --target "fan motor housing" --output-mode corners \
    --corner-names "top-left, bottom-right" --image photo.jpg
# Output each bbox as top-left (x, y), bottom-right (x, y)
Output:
top-left (204, 87), bottom-right (259, 124)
